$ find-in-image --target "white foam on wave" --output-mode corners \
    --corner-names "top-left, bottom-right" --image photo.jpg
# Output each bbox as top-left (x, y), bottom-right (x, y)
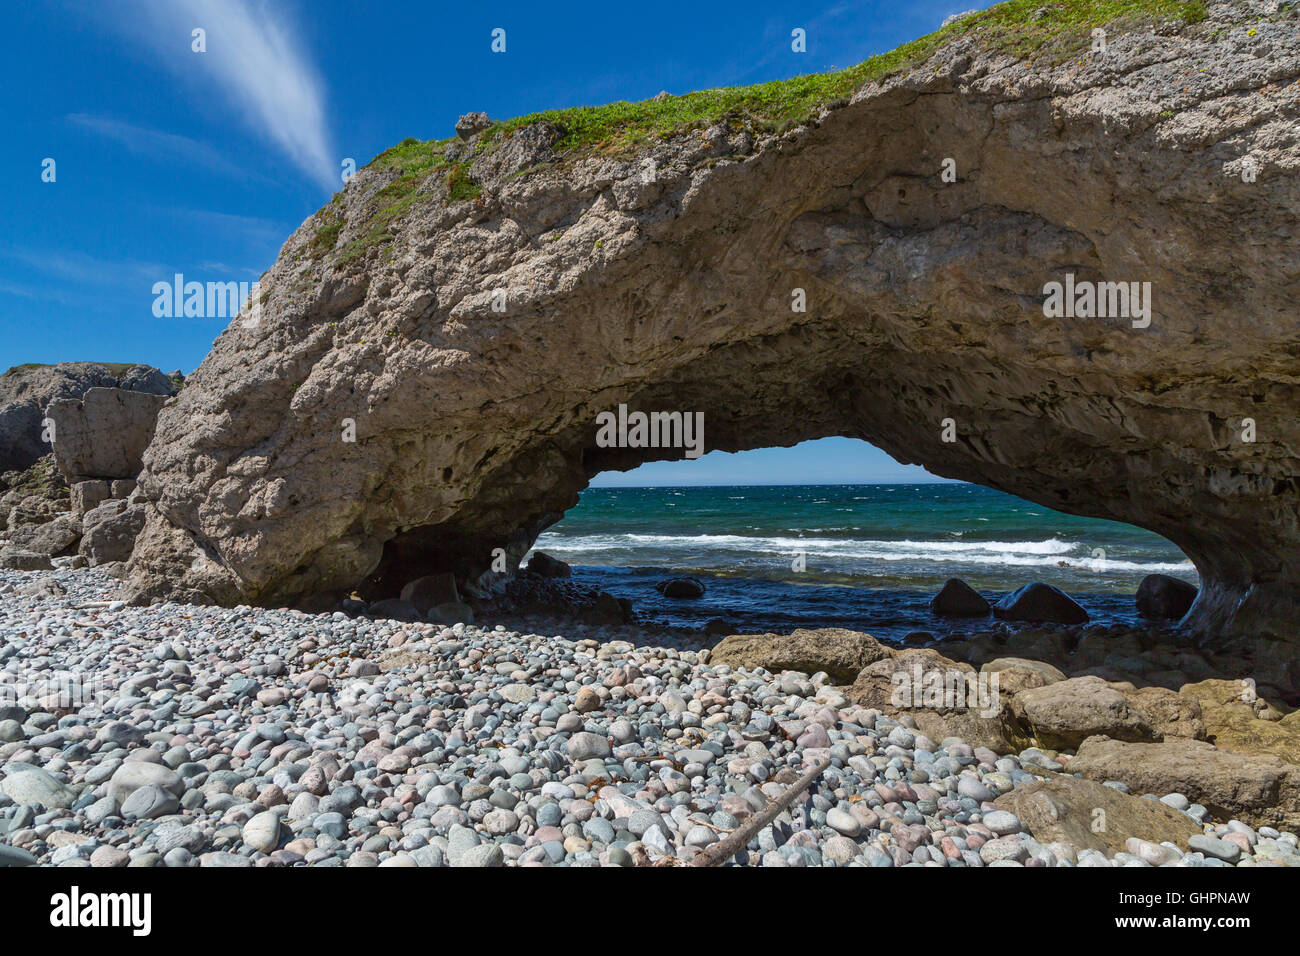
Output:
top-left (533, 532), bottom-right (1193, 572)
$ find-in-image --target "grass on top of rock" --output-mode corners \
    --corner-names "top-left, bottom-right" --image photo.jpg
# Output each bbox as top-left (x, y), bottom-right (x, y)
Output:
top-left (312, 137), bottom-right (490, 267)
top-left (492, 0), bottom-right (1209, 153)
top-left (3, 361), bottom-right (142, 376)
top-left (309, 0), bottom-right (1210, 268)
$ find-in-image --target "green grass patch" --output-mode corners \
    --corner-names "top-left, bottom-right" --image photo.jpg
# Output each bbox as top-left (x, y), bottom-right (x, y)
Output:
top-left (446, 160), bottom-right (481, 202)
top-left (3, 361), bottom-right (140, 376)
top-left (318, 0), bottom-right (1210, 268)
top-left (310, 217), bottom-right (344, 257)
top-left (494, 0), bottom-right (1210, 154)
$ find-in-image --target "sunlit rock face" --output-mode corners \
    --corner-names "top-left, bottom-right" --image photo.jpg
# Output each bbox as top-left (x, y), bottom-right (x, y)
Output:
top-left (126, 2), bottom-right (1300, 647)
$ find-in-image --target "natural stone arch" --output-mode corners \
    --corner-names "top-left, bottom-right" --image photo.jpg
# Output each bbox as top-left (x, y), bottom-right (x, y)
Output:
top-left (126, 11), bottom-right (1300, 648)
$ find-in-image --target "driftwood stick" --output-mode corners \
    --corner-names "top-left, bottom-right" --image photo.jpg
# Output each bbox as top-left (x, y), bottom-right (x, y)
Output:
top-left (690, 757), bottom-right (831, 867)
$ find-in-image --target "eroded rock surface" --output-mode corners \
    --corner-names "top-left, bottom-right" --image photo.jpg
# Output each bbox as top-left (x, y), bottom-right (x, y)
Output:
top-left (125, 2), bottom-right (1300, 647)
top-left (46, 387), bottom-right (170, 482)
top-left (993, 776), bottom-right (1200, 855)
top-left (0, 363), bottom-right (174, 473)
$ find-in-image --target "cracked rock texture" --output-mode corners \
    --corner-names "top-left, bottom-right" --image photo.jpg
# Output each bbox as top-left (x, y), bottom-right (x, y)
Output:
top-left (0, 364), bottom-right (174, 473)
top-left (126, 1), bottom-right (1300, 648)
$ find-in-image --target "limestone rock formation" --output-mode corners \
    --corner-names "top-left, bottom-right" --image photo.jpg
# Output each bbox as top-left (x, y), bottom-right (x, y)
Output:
top-left (0, 363), bottom-right (174, 473)
top-left (123, 1), bottom-right (1300, 648)
top-left (1009, 675), bottom-right (1203, 749)
top-left (46, 387), bottom-right (171, 482)
top-left (80, 499), bottom-right (147, 566)
top-left (1180, 678), bottom-right (1300, 764)
top-left (993, 776), bottom-right (1200, 855)
top-left (978, 656), bottom-right (1066, 697)
top-left (0, 453), bottom-right (68, 531)
top-left (1069, 737), bottom-right (1300, 831)
top-left (709, 627), bottom-right (893, 683)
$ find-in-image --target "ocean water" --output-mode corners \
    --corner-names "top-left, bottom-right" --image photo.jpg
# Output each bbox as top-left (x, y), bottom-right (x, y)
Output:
top-left (529, 484), bottom-right (1198, 642)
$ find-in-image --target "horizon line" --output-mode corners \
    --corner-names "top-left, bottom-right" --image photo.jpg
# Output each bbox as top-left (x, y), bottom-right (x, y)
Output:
top-left (584, 479), bottom-right (969, 489)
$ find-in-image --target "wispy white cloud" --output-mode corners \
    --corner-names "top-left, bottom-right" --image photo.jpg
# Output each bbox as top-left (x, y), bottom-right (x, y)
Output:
top-left (0, 246), bottom-right (168, 289)
top-left (167, 207), bottom-right (289, 250)
top-left (68, 113), bottom-right (252, 180)
top-left (127, 0), bottom-right (335, 191)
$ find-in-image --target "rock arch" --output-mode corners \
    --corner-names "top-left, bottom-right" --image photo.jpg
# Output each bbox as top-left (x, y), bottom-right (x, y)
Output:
top-left (126, 10), bottom-right (1300, 646)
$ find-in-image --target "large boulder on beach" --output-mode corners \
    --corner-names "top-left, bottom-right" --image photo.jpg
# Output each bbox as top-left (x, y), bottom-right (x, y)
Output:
top-left (979, 657), bottom-right (1065, 697)
top-left (46, 387), bottom-right (170, 482)
top-left (1009, 676), bottom-right (1203, 750)
top-left (710, 628), bottom-right (891, 684)
top-left (79, 500), bottom-right (147, 566)
top-left (993, 583), bottom-right (1088, 626)
top-left (1069, 737), bottom-right (1300, 831)
top-left (0, 548), bottom-right (53, 571)
top-left (1136, 573), bottom-right (1198, 620)
top-left (993, 776), bottom-right (1200, 855)
top-left (848, 648), bottom-right (1023, 752)
top-left (930, 578), bottom-right (990, 617)
top-left (1179, 678), bottom-right (1300, 764)
top-left (6, 513), bottom-right (81, 557)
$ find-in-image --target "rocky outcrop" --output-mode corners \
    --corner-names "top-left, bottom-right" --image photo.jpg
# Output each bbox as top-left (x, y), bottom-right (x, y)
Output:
top-left (6, 513), bottom-right (81, 557)
top-left (1009, 675), bottom-right (1203, 750)
top-left (79, 499), bottom-right (146, 566)
top-left (46, 387), bottom-right (170, 482)
top-left (710, 628), bottom-right (893, 683)
top-left (0, 454), bottom-right (68, 531)
top-left (1180, 678), bottom-right (1300, 764)
top-left (1069, 737), bottom-right (1300, 831)
top-left (0, 363), bottom-right (174, 473)
top-left (123, 1), bottom-right (1300, 648)
top-left (993, 777), bottom-right (1200, 855)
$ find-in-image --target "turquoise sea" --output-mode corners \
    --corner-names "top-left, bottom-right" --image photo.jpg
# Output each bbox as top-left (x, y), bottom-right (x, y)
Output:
top-left (530, 484), bottom-right (1198, 641)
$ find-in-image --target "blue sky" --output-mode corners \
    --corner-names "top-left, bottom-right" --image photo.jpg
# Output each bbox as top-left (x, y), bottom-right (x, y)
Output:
top-left (0, 0), bottom-right (981, 485)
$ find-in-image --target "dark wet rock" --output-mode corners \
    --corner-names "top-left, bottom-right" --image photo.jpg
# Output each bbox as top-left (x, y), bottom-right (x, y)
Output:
top-left (656, 577), bottom-right (705, 599)
top-left (993, 583), bottom-right (1088, 626)
top-left (399, 572), bottom-right (460, 615)
top-left (526, 551), bottom-right (571, 579)
top-left (1136, 573), bottom-right (1198, 621)
top-left (930, 578), bottom-right (990, 617)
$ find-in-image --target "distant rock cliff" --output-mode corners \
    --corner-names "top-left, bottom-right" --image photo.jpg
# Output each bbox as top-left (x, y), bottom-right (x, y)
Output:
top-left (126, 0), bottom-right (1300, 647)
top-left (0, 363), bottom-right (176, 473)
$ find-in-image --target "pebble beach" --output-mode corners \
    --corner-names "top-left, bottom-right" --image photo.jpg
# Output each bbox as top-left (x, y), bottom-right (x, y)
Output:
top-left (0, 566), bottom-right (1294, 869)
